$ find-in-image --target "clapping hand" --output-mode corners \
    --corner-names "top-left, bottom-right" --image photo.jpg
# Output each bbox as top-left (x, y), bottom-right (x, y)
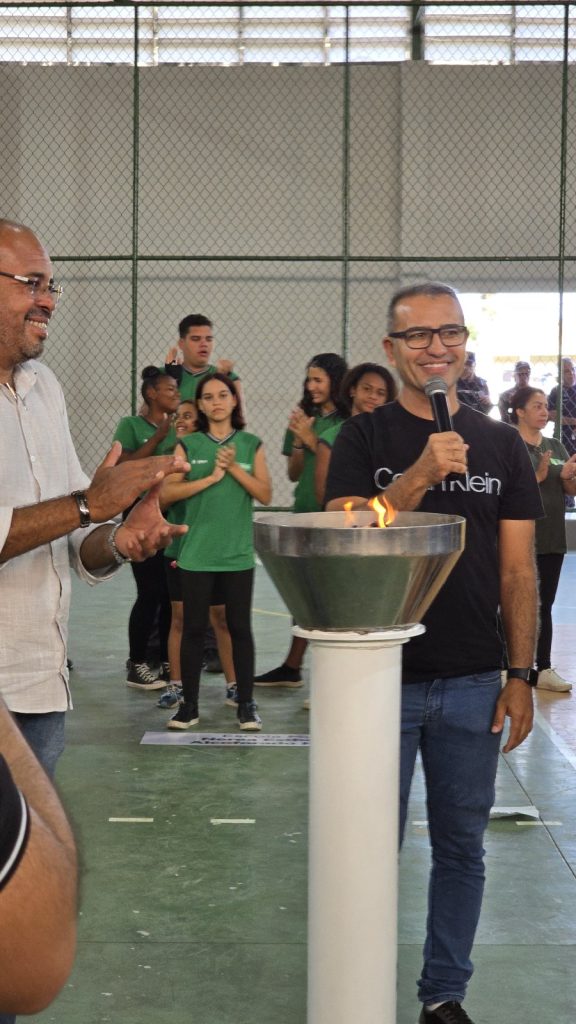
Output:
top-left (288, 408), bottom-right (315, 447)
top-left (560, 453), bottom-right (576, 482)
top-left (215, 444), bottom-right (236, 471)
top-left (87, 442), bottom-right (190, 522)
top-left (115, 481), bottom-right (188, 561)
top-left (215, 358), bottom-right (235, 376)
top-left (536, 450), bottom-right (552, 482)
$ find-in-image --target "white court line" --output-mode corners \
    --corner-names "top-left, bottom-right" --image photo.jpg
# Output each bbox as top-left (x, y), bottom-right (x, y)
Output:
top-left (252, 607), bottom-right (291, 619)
top-left (534, 707), bottom-right (576, 772)
top-left (108, 817), bottom-right (154, 823)
top-left (211, 818), bottom-right (256, 825)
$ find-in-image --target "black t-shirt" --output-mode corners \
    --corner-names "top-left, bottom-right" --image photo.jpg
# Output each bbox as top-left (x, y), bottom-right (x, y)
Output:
top-left (0, 754), bottom-right (29, 890)
top-left (325, 402), bottom-right (543, 683)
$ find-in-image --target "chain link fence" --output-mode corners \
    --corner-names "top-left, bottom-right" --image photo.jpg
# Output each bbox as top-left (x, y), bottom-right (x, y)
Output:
top-left (1, 3), bottom-right (576, 503)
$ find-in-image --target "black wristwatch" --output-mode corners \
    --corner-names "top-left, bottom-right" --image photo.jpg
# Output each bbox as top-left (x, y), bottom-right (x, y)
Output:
top-left (507, 667), bottom-right (538, 687)
top-left (71, 490), bottom-right (92, 528)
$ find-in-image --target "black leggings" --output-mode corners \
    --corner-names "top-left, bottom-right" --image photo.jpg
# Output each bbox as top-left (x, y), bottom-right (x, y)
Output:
top-left (536, 552), bottom-right (564, 671)
top-left (180, 569), bottom-right (255, 704)
top-left (128, 551), bottom-right (171, 663)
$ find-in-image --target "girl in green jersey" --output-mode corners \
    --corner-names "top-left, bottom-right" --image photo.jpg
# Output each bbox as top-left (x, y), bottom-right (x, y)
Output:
top-left (314, 362), bottom-right (397, 506)
top-left (112, 367), bottom-right (180, 690)
top-left (254, 352), bottom-right (347, 689)
top-left (160, 374), bottom-right (272, 731)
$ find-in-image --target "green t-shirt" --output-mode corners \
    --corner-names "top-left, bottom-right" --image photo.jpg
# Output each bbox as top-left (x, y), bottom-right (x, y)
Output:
top-left (317, 420), bottom-right (344, 451)
top-left (283, 411), bottom-right (344, 512)
top-left (525, 436), bottom-right (569, 555)
top-left (112, 415), bottom-right (177, 455)
top-left (167, 364), bottom-right (240, 403)
top-left (176, 430), bottom-right (261, 572)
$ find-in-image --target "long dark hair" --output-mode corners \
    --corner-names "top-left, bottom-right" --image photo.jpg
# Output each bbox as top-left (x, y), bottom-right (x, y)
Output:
top-left (509, 386), bottom-right (546, 425)
top-left (339, 362), bottom-right (397, 417)
top-left (300, 352), bottom-right (348, 417)
top-left (195, 373), bottom-right (245, 432)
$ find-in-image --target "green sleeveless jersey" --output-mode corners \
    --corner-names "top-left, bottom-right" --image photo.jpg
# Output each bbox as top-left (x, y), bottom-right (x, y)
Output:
top-left (177, 430), bottom-right (262, 572)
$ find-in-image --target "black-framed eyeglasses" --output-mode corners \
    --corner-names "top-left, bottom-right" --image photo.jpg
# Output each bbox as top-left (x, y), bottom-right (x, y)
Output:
top-left (0, 270), bottom-right (63, 305)
top-left (388, 324), bottom-right (468, 350)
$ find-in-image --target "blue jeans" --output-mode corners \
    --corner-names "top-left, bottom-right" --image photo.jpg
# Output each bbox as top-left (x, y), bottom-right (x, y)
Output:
top-left (400, 671), bottom-right (501, 1007)
top-left (13, 711), bottom-right (66, 779)
top-left (0, 1014), bottom-right (15, 1024)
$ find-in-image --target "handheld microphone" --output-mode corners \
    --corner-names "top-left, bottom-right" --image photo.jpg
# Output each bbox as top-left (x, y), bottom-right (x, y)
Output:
top-left (424, 377), bottom-right (453, 433)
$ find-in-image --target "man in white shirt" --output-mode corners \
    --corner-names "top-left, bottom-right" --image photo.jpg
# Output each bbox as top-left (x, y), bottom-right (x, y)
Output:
top-left (0, 219), bottom-right (189, 775)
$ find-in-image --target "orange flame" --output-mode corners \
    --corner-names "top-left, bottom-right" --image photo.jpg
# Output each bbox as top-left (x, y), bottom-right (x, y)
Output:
top-left (343, 500), bottom-right (355, 527)
top-left (368, 495), bottom-right (396, 528)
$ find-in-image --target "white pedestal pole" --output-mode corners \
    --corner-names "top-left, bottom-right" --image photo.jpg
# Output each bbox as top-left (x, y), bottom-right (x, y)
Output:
top-left (294, 625), bottom-right (425, 1024)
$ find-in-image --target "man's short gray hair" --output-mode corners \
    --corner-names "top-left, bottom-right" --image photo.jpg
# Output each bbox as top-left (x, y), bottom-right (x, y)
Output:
top-left (386, 282), bottom-right (462, 333)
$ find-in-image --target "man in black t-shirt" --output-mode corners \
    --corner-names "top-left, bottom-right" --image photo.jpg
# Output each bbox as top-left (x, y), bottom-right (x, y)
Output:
top-left (325, 283), bottom-right (542, 1024)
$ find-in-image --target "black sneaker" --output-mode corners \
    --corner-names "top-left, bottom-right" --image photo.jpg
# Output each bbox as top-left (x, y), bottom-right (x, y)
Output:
top-left (203, 648), bottom-right (223, 673)
top-left (253, 663), bottom-right (303, 688)
top-left (126, 661), bottom-right (165, 690)
top-left (237, 700), bottom-right (262, 732)
top-left (167, 702), bottom-right (199, 730)
top-left (419, 1003), bottom-right (475, 1024)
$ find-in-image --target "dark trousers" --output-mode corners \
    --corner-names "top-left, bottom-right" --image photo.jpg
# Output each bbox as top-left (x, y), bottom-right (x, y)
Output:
top-left (128, 551), bottom-right (171, 664)
top-left (536, 552), bottom-right (564, 670)
top-left (180, 569), bottom-right (255, 704)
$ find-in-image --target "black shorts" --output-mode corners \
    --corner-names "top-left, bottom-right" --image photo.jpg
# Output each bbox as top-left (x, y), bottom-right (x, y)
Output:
top-left (165, 559), bottom-right (225, 606)
top-left (164, 558), bottom-right (182, 602)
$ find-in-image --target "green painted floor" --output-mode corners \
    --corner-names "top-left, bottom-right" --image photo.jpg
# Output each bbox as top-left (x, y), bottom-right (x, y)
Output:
top-left (26, 557), bottom-right (576, 1024)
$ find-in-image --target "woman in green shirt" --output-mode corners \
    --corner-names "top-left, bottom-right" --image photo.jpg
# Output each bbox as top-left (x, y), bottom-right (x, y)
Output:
top-left (160, 374), bottom-right (272, 731)
top-left (511, 386), bottom-right (576, 692)
top-left (112, 367), bottom-right (180, 690)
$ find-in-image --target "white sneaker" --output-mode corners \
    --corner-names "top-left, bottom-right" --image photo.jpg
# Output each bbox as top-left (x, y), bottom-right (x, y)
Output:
top-left (537, 668), bottom-right (573, 693)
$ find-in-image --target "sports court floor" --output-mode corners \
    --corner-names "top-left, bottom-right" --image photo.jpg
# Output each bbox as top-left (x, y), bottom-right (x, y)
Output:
top-left (25, 554), bottom-right (576, 1024)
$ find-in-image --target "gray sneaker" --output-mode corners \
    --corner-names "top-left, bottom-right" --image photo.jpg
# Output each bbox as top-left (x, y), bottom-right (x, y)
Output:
top-left (225, 684), bottom-right (239, 707)
top-left (157, 684), bottom-right (183, 708)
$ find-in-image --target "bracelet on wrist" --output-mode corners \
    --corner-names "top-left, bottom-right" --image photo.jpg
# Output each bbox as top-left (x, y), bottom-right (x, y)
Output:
top-left (71, 490), bottom-right (91, 528)
top-left (107, 523), bottom-right (131, 565)
top-left (292, 444), bottom-right (304, 451)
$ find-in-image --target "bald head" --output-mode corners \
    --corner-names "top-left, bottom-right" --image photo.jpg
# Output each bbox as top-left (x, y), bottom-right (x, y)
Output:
top-left (0, 220), bottom-right (44, 259)
top-left (0, 221), bottom-right (54, 374)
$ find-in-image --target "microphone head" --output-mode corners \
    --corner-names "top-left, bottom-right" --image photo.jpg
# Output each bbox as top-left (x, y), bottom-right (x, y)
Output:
top-left (424, 376), bottom-right (448, 397)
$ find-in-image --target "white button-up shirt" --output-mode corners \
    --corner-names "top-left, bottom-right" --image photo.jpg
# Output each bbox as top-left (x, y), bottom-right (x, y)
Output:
top-left (0, 360), bottom-right (116, 713)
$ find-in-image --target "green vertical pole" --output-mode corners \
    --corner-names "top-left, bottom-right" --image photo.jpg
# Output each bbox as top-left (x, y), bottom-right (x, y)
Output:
top-left (131, 5), bottom-right (141, 413)
top-left (555, 2), bottom-right (569, 441)
top-left (341, 4), bottom-right (351, 361)
top-left (410, 3), bottom-right (424, 61)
